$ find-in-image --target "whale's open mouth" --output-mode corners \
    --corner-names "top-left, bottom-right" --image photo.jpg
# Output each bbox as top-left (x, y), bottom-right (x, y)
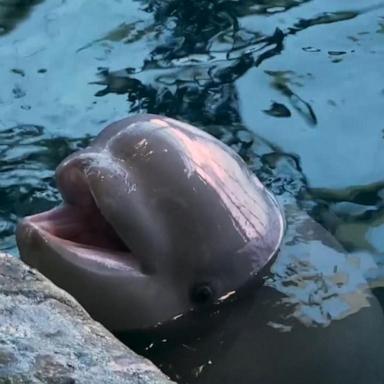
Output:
top-left (27, 201), bottom-right (127, 251)
top-left (19, 198), bottom-right (141, 273)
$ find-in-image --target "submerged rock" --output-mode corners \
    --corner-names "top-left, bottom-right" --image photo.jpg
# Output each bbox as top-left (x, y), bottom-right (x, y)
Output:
top-left (0, 252), bottom-right (174, 384)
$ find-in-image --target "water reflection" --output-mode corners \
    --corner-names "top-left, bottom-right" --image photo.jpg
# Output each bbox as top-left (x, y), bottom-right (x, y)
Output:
top-left (0, 125), bottom-right (89, 252)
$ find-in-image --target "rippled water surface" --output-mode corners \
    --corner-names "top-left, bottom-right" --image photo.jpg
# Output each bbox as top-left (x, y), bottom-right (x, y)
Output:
top-left (1, 0), bottom-right (384, 382)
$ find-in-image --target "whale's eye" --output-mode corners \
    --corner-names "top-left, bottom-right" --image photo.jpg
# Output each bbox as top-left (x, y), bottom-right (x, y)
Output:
top-left (190, 283), bottom-right (214, 305)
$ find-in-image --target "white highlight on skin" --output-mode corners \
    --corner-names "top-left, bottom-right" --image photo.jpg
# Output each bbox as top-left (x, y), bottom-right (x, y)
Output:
top-left (217, 290), bottom-right (236, 302)
top-left (150, 118), bottom-right (169, 128)
top-left (83, 151), bottom-right (137, 194)
top-left (135, 138), bottom-right (149, 150)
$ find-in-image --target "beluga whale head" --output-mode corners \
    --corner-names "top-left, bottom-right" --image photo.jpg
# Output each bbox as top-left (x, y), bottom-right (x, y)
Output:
top-left (16, 114), bottom-right (284, 331)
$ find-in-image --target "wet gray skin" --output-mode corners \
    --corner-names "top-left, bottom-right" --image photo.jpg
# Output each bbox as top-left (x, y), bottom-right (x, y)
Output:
top-left (116, 157), bottom-right (384, 384)
top-left (133, 205), bottom-right (384, 384)
top-left (16, 114), bottom-right (284, 331)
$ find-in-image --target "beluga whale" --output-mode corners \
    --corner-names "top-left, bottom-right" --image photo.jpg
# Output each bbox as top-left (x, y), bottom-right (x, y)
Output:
top-left (16, 114), bottom-right (284, 331)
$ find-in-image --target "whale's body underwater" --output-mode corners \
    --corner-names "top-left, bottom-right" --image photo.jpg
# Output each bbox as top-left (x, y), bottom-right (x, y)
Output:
top-left (16, 114), bottom-right (384, 384)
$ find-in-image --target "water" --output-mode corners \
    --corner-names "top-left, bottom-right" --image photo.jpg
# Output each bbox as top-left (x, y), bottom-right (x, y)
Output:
top-left (1, 0), bottom-right (384, 382)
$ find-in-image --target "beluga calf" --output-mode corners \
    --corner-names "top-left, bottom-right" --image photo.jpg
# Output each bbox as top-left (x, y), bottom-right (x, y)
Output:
top-left (16, 114), bottom-right (285, 331)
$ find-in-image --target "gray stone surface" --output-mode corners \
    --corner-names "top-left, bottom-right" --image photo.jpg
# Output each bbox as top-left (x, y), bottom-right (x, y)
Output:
top-left (0, 253), bottom-right (174, 384)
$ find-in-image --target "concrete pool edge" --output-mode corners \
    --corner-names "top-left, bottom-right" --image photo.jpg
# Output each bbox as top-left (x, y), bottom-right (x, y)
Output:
top-left (0, 252), bottom-right (175, 384)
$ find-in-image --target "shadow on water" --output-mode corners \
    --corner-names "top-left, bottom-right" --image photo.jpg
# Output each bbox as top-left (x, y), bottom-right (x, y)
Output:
top-left (0, 0), bottom-right (44, 36)
top-left (1, 0), bottom-right (384, 382)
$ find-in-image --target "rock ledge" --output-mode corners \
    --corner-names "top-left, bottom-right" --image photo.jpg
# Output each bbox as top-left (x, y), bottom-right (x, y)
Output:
top-left (0, 252), bottom-right (174, 384)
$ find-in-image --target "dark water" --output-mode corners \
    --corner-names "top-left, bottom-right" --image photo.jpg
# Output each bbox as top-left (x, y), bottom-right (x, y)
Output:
top-left (1, 0), bottom-right (384, 382)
